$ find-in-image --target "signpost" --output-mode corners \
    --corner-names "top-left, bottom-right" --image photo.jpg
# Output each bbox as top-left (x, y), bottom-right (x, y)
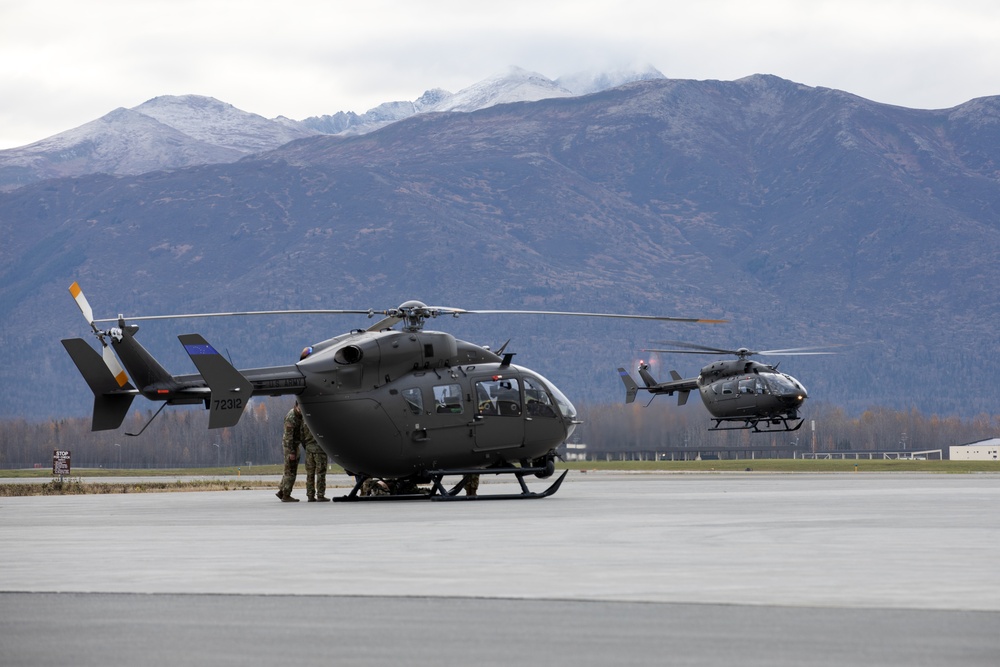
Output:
top-left (53, 450), bottom-right (71, 480)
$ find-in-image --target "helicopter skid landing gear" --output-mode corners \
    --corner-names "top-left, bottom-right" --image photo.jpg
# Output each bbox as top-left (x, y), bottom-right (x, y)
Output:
top-left (709, 416), bottom-right (804, 433)
top-left (428, 466), bottom-right (568, 501)
top-left (335, 464), bottom-right (568, 502)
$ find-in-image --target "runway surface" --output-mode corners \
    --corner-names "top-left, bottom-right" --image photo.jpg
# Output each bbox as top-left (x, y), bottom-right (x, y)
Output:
top-left (2, 471), bottom-right (998, 665)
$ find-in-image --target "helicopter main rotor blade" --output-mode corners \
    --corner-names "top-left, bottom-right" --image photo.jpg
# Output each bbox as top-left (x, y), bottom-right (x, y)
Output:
top-left (754, 346), bottom-right (841, 356)
top-left (458, 310), bottom-right (728, 324)
top-left (646, 340), bottom-right (738, 355)
top-left (91, 308), bottom-right (378, 324)
top-left (85, 298), bottom-right (726, 327)
top-left (646, 340), bottom-right (841, 356)
top-left (643, 348), bottom-right (730, 355)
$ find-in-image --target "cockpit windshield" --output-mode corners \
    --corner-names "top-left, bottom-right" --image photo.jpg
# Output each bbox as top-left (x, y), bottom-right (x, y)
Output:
top-left (764, 372), bottom-right (805, 396)
top-left (525, 371), bottom-right (577, 421)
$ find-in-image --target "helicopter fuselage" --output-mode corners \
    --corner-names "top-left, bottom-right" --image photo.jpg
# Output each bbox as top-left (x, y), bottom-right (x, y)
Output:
top-left (295, 329), bottom-right (579, 477)
top-left (694, 358), bottom-right (808, 421)
top-left (621, 356), bottom-right (810, 432)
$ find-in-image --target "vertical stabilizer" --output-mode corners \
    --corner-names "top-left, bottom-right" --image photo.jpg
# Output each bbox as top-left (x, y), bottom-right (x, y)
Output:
top-left (179, 334), bottom-right (253, 428)
top-left (617, 368), bottom-right (639, 404)
top-left (61, 338), bottom-right (135, 431)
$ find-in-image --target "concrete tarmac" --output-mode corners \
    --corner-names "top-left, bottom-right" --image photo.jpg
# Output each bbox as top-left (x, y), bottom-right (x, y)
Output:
top-left (2, 471), bottom-right (998, 665)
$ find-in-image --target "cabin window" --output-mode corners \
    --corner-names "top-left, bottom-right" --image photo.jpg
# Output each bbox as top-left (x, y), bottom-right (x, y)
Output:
top-left (433, 383), bottom-right (463, 414)
top-left (523, 377), bottom-right (557, 418)
top-left (738, 378), bottom-right (756, 394)
top-left (401, 387), bottom-right (423, 415)
top-left (721, 382), bottom-right (735, 395)
top-left (475, 378), bottom-right (522, 416)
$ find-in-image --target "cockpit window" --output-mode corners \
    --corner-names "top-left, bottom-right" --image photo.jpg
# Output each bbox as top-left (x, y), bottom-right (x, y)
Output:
top-left (525, 372), bottom-right (576, 421)
top-left (475, 378), bottom-right (521, 416)
top-left (738, 378), bottom-right (769, 395)
top-left (764, 373), bottom-right (800, 394)
top-left (433, 383), bottom-right (463, 414)
top-left (523, 377), bottom-right (558, 418)
top-left (401, 387), bottom-right (423, 415)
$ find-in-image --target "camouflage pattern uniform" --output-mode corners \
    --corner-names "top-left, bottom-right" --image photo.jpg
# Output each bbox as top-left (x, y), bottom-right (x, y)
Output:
top-left (278, 405), bottom-right (306, 501)
top-left (464, 474), bottom-right (480, 496)
top-left (360, 477), bottom-right (390, 496)
top-left (358, 477), bottom-right (428, 497)
top-left (303, 429), bottom-right (328, 502)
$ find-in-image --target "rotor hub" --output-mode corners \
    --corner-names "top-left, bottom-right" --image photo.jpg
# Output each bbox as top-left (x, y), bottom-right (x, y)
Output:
top-left (391, 300), bottom-right (433, 332)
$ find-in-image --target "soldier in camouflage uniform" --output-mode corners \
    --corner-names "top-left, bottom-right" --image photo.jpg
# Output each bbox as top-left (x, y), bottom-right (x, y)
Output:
top-left (464, 474), bottom-right (480, 497)
top-left (277, 403), bottom-right (308, 502)
top-left (303, 420), bottom-right (329, 502)
top-left (358, 477), bottom-right (428, 497)
top-left (360, 477), bottom-right (390, 496)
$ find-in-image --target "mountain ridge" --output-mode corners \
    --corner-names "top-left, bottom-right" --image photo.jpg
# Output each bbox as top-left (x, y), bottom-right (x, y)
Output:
top-left (1, 74), bottom-right (998, 424)
top-left (0, 65), bottom-right (666, 191)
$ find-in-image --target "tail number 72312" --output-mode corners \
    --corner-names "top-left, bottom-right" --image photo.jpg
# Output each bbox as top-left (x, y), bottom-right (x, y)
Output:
top-left (214, 398), bottom-right (243, 411)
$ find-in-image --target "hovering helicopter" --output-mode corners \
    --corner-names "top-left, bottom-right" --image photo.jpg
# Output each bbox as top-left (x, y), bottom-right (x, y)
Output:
top-left (62, 283), bottom-right (725, 500)
top-left (617, 341), bottom-right (834, 433)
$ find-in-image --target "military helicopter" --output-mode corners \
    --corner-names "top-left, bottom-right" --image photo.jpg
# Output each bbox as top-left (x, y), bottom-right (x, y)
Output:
top-left (62, 283), bottom-right (725, 500)
top-left (617, 341), bottom-right (834, 433)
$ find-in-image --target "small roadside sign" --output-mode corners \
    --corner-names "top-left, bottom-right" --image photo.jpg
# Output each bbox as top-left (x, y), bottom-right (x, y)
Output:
top-left (53, 450), bottom-right (71, 476)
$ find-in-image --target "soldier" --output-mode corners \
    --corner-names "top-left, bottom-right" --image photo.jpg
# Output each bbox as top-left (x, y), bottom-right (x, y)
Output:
top-left (360, 477), bottom-right (390, 496)
top-left (464, 474), bottom-right (480, 497)
top-left (303, 416), bottom-right (329, 502)
top-left (294, 346), bottom-right (329, 502)
top-left (277, 401), bottom-right (309, 502)
top-left (279, 402), bottom-right (330, 502)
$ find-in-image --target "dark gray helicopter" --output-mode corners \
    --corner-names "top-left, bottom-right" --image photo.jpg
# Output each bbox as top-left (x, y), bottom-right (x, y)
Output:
top-left (63, 283), bottom-right (725, 500)
top-left (617, 341), bottom-right (834, 433)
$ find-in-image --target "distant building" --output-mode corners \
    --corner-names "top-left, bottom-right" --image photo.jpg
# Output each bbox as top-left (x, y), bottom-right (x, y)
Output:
top-left (950, 438), bottom-right (1000, 461)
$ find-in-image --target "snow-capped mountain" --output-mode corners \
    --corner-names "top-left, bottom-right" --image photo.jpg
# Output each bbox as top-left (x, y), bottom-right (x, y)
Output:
top-left (430, 66), bottom-right (575, 112)
top-left (556, 63), bottom-right (666, 95)
top-left (0, 65), bottom-right (665, 190)
top-left (0, 95), bottom-right (319, 191)
top-left (0, 106), bottom-right (246, 190)
top-left (301, 66), bottom-right (665, 136)
top-left (300, 88), bottom-right (452, 136)
top-left (133, 95), bottom-right (318, 154)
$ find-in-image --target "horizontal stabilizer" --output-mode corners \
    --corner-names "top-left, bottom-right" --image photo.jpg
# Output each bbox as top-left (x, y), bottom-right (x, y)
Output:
top-left (669, 371), bottom-right (690, 406)
top-left (179, 334), bottom-right (253, 429)
top-left (61, 338), bottom-right (136, 431)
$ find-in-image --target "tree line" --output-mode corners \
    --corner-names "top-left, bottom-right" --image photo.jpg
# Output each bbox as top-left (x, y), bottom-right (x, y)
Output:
top-left (1, 398), bottom-right (997, 470)
top-left (0, 399), bottom-right (295, 471)
top-left (574, 401), bottom-right (999, 458)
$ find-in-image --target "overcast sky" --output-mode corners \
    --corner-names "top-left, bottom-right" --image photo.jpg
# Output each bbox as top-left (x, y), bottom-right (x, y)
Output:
top-left (2, 0), bottom-right (999, 149)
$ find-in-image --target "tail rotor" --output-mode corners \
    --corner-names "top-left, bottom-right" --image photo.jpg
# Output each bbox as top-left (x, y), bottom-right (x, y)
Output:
top-left (69, 282), bottom-right (129, 388)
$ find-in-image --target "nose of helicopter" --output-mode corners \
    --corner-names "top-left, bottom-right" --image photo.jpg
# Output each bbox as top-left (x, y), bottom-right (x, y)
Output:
top-left (768, 373), bottom-right (808, 408)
